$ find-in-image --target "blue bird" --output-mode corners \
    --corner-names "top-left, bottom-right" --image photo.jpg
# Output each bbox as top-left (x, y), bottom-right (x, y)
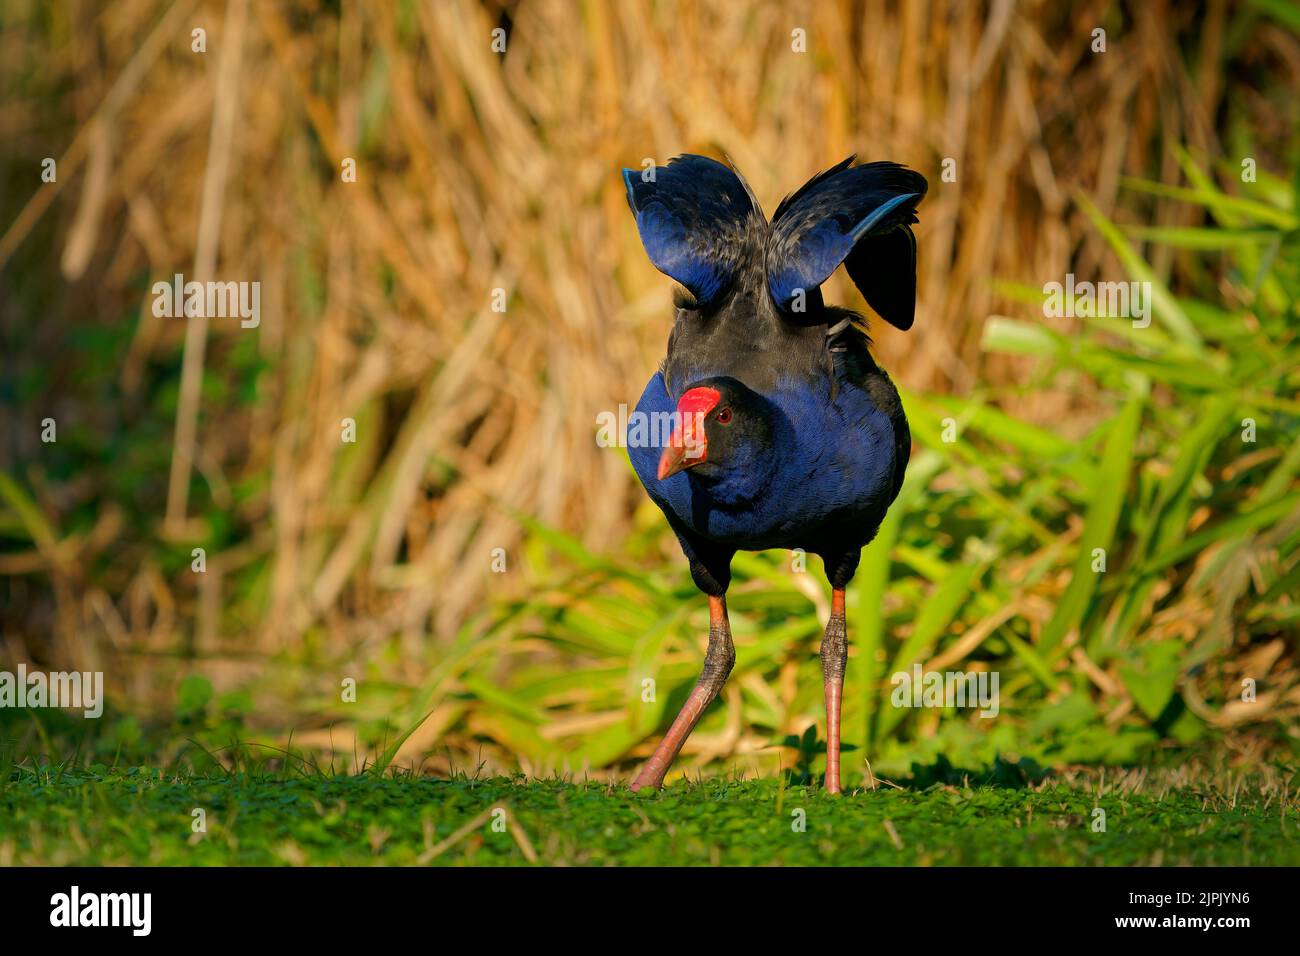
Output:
top-left (622, 154), bottom-right (926, 792)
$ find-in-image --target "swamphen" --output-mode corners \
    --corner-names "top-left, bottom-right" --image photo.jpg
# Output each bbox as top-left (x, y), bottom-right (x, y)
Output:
top-left (622, 154), bottom-right (926, 793)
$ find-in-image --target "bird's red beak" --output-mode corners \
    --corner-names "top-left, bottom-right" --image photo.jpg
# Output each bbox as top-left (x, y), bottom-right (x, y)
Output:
top-left (658, 387), bottom-right (721, 480)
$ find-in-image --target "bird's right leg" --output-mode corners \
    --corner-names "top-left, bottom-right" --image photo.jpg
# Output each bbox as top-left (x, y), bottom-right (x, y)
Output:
top-left (820, 550), bottom-right (859, 795)
top-left (820, 587), bottom-right (848, 794)
top-left (630, 594), bottom-right (734, 792)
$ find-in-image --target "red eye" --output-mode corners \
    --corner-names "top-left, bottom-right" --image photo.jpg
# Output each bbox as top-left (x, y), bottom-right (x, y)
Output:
top-left (716, 407), bottom-right (732, 424)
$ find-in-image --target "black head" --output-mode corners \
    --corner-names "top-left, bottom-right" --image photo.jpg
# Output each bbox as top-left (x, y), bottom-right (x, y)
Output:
top-left (657, 376), bottom-right (775, 483)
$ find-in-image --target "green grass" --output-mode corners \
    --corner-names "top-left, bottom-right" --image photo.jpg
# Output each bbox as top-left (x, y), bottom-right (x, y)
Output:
top-left (3, 765), bottom-right (1297, 866)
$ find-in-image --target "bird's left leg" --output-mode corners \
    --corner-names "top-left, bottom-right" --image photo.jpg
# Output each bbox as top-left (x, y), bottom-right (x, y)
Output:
top-left (820, 587), bottom-right (848, 794)
top-left (630, 594), bottom-right (734, 792)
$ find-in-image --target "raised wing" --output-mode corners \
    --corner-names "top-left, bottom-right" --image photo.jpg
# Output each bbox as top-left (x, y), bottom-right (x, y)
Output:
top-left (623, 155), bottom-right (764, 309)
top-left (766, 158), bottom-right (926, 330)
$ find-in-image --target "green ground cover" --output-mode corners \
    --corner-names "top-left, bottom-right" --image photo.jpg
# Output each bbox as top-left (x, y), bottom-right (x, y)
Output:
top-left (3, 766), bottom-right (1295, 866)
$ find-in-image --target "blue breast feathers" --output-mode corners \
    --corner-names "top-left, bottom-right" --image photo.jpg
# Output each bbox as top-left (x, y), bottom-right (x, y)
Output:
top-left (626, 371), bottom-right (897, 550)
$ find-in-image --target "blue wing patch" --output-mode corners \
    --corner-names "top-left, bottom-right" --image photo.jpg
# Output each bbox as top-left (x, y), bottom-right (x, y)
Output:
top-left (766, 158), bottom-right (926, 329)
top-left (623, 155), bottom-right (763, 308)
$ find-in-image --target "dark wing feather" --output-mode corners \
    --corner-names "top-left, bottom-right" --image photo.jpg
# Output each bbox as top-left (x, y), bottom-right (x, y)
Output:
top-left (845, 223), bottom-right (918, 331)
top-left (623, 155), bottom-right (764, 308)
top-left (767, 159), bottom-right (926, 329)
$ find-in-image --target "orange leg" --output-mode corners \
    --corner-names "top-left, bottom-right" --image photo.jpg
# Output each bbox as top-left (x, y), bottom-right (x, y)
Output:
top-left (631, 595), bottom-right (734, 792)
top-left (821, 588), bottom-right (847, 794)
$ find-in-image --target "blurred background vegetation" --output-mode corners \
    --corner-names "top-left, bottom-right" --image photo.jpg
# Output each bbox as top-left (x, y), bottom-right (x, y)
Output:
top-left (1, 0), bottom-right (1297, 783)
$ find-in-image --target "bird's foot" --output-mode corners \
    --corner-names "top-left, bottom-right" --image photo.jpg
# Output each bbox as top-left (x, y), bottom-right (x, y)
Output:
top-left (630, 750), bottom-right (673, 791)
